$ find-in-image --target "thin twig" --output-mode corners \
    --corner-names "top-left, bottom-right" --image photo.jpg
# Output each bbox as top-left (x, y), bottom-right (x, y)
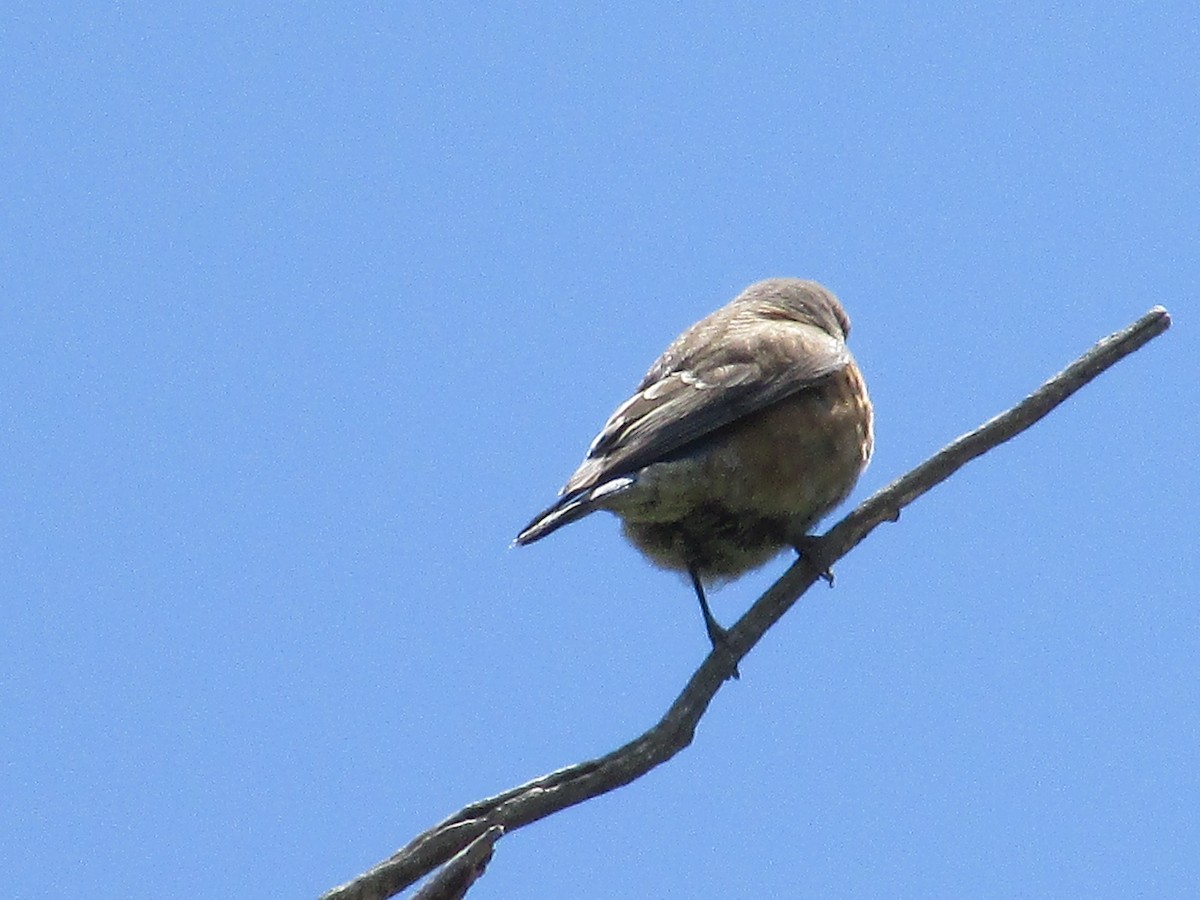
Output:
top-left (321, 306), bottom-right (1171, 900)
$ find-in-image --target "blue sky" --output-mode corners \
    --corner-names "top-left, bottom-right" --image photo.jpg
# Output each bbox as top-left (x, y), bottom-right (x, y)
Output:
top-left (3, 4), bottom-right (1196, 898)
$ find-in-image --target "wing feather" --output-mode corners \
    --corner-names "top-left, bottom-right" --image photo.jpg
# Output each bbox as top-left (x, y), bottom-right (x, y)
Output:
top-left (563, 319), bottom-right (850, 495)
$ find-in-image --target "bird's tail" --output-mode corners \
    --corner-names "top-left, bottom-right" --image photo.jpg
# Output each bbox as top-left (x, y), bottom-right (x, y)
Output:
top-left (513, 476), bottom-right (635, 547)
top-left (513, 493), bottom-right (594, 546)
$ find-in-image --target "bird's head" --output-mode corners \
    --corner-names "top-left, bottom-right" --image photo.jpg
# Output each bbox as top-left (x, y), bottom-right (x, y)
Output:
top-left (737, 278), bottom-right (851, 342)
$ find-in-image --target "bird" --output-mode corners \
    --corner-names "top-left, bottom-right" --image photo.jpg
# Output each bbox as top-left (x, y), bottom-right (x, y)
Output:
top-left (515, 278), bottom-right (874, 658)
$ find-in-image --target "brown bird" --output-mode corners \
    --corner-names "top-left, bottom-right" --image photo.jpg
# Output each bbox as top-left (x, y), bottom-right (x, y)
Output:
top-left (515, 278), bottom-right (873, 655)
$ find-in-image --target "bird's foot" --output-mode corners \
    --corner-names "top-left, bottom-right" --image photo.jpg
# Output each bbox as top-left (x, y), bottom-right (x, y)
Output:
top-left (700, 607), bottom-right (740, 681)
top-left (793, 535), bottom-right (834, 586)
top-left (690, 568), bottom-right (740, 680)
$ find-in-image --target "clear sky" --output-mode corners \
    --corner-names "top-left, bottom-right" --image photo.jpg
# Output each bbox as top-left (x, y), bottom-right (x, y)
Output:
top-left (3, 5), bottom-right (1196, 899)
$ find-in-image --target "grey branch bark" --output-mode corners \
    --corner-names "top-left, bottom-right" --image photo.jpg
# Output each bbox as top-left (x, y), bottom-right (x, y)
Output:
top-left (409, 826), bottom-right (502, 900)
top-left (321, 306), bottom-right (1172, 900)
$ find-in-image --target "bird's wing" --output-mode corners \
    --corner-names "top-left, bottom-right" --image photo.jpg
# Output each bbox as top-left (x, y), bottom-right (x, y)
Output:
top-left (562, 320), bottom-right (851, 495)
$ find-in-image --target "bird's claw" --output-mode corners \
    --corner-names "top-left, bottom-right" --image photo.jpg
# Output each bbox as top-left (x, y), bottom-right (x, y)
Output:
top-left (793, 536), bottom-right (835, 586)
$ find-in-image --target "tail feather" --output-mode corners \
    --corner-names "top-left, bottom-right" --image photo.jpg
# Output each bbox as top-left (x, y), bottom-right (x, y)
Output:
top-left (514, 493), bottom-right (594, 546)
top-left (513, 476), bottom-right (636, 547)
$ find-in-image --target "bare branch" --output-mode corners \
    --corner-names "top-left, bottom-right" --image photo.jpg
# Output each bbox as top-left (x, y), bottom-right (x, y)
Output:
top-left (321, 306), bottom-right (1171, 900)
top-left (410, 826), bottom-right (502, 900)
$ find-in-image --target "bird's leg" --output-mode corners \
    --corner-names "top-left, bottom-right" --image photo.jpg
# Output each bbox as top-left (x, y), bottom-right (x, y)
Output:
top-left (688, 567), bottom-right (727, 646)
top-left (792, 535), bottom-right (835, 586)
top-left (688, 567), bottom-right (740, 680)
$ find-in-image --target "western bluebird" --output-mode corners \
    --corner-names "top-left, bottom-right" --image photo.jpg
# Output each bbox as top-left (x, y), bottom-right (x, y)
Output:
top-left (516, 278), bottom-right (874, 654)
